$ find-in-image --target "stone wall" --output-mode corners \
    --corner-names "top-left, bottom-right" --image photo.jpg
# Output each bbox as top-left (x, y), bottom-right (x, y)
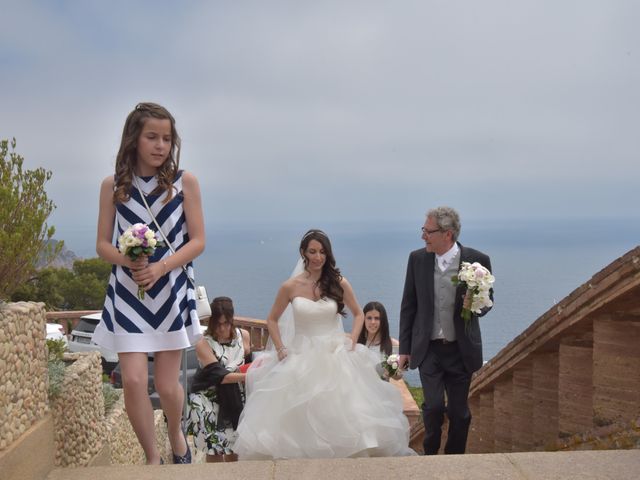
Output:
top-left (105, 396), bottom-right (171, 465)
top-left (0, 302), bottom-right (49, 451)
top-left (464, 246), bottom-right (640, 454)
top-left (0, 300), bottom-right (170, 472)
top-left (50, 351), bottom-right (106, 467)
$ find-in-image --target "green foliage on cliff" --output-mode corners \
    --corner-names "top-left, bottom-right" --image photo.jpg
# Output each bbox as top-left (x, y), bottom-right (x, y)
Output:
top-left (11, 257), bottom-right (111, 310)
top-left (0, 138), bottom-right (62, 300)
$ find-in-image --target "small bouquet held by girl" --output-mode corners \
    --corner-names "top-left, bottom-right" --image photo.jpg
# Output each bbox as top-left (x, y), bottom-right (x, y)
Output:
top-left (380, 353), bottom-right (403, 381)
top-left (118, 223), bottom-right (165, 299)
top-left (452, 261), bottom-right (495, 328)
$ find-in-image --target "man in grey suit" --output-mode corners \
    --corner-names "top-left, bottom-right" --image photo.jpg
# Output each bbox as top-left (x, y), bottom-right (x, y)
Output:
top-left (399, 206), bottom-right (492, 455)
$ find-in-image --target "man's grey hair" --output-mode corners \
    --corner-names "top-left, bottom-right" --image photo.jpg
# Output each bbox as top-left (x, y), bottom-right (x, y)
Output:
top-left (427, 206), bottom-right (461, 242)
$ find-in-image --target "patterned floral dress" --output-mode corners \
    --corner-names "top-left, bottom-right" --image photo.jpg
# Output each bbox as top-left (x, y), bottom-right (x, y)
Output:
top-left (186, 330), bottom-right (245, 455)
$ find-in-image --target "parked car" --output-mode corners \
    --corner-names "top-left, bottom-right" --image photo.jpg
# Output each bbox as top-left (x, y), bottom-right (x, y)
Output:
top-left (110, 346), bottom-right (199, 409)
top-left (68, 312), bottom-right (119, 374)
top-left (46, 323), bottom-right (68, 347)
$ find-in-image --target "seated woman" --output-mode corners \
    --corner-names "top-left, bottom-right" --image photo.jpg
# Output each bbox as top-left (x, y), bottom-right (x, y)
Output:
top-left (186, 296), bottom-right (248, 462)
top-left (357, 301), bottom-right (401, 379)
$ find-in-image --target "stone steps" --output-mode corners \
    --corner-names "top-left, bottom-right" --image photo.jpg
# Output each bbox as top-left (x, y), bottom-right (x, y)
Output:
top-left (44, 451), bottom-right (640, 480)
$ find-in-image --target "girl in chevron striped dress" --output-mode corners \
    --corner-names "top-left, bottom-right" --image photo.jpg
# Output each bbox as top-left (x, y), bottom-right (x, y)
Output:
top-left (93, 102), bottom-right (205, 465)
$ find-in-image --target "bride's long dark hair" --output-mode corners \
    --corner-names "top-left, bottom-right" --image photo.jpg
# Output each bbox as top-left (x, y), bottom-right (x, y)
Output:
top-left (299, 229), bottom-right (345, 316)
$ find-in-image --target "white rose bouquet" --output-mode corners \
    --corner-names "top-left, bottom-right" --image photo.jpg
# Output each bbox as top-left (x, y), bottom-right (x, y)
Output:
top-left (381, 353), bottom-right (402, 380)
top-left (452, 261), bottom-right (494, 328)
top-left (118, 223), bottom-right (165, 299)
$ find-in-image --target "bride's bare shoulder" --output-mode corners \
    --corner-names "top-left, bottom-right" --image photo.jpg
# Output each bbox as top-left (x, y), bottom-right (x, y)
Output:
top-left (281, 276), bottom-right (299, 292)
top-left (283, 275), bottom-right (306, 290)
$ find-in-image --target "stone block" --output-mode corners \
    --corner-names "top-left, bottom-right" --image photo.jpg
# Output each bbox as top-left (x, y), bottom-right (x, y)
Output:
top-left (593, 319), bottom-right (640, 424)
top-left (511, 362), bottom-right (534, 451)
top-left (477, 390), bottom-right (494, 453)
top-left (558, 343), bottom-right (593, 436)
top-left (466, 395), bottom-right (481, 453)
top-left (493, 376), bottom-right (513, 452)
top-left (532, 352), bottom-right (559, 448)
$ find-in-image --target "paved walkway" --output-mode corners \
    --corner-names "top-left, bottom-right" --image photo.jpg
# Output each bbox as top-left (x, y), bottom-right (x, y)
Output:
top-left (47, 450), bottom-right (640, 480)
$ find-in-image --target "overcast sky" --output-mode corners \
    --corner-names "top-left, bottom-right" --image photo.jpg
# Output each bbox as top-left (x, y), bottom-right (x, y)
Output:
top-left (2, 1), bottom-right (638, 243)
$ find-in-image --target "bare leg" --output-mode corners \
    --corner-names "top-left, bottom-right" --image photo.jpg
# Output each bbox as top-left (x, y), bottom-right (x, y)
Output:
top-left (119, 352), bottom-right (160, 464)
top-left (154, 349), bottom-right (188, 457)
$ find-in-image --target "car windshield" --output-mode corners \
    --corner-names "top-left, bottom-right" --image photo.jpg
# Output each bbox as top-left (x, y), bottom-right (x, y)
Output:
top-left (75, 318), bottom-right (99, 332)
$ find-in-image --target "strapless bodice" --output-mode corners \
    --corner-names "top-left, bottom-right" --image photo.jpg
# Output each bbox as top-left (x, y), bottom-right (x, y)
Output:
top-left (291, 297), bottom-right (343, 338)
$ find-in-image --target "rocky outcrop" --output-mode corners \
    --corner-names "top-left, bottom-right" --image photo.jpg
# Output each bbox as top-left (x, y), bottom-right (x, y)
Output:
top-left (36, 239), bottom-right (79, 270)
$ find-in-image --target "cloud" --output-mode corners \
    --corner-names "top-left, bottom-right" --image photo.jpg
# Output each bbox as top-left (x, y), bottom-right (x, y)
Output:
top-left (1, 1), bottom-right (639, 236)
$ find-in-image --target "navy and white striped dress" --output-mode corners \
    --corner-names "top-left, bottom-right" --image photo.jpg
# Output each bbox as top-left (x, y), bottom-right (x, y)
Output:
top-left (93, 172), bottom-right (203, 352)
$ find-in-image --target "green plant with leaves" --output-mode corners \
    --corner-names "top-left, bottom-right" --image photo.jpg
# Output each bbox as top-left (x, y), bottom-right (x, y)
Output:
top-left (46, 338), bottom-right (67, 361)
top-left (102, 382), bottom-right (121, 414)
top-left (48, 359), bottom-right (66, 399)
top-left (0, 138), bottom-right (62, 300)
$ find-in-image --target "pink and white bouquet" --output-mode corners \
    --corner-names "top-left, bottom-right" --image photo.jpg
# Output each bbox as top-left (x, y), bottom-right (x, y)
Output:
top-left (452, 261), bottom-right (494, 326)
top-left (118, 223), bottom-right (165, 299)
top-left (381, 353), bottom-right (402, 380)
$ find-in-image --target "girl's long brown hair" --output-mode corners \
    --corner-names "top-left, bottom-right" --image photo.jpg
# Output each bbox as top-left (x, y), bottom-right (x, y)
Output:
top-left (113, 102), bottom-right (180, 205)
top-left (299, 229), bottom-right (345, 316)
top-left (357, 301), bottom-right (393, 356)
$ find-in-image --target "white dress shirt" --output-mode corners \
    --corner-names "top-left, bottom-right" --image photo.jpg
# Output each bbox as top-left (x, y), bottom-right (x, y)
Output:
top-left (436, 243), bottom-right (459, 272)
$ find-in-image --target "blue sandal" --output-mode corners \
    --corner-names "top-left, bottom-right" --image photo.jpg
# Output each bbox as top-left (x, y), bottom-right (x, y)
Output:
top-left (172, 443), bottom-right (191, 464)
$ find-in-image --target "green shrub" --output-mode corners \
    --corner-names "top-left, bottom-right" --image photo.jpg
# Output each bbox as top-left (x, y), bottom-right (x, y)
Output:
top-left (0, 138), bottom-right (61, 300)
top-left (102, 382), bottom-right (121, 414)
top-left (46, 338), bottom-right (67, 361)
top-left (48, 359), bottom-right (66, 398)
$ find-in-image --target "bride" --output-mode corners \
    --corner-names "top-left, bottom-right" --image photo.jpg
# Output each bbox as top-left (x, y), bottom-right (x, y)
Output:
top-left (233, 229), bottom-right (415, 459)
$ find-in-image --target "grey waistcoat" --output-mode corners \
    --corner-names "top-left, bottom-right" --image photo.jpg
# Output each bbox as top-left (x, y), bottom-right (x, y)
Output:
top-left (431, 251), bottom-right (461, 341)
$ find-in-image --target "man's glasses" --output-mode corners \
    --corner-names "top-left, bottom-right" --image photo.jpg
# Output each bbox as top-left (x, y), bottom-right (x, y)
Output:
top-left (421, 227), bottom-right (443, 235)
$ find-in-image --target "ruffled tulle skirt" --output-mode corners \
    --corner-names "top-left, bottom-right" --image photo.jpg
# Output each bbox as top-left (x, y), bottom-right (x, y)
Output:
top-left (233, 333), bottom-right (416, 459)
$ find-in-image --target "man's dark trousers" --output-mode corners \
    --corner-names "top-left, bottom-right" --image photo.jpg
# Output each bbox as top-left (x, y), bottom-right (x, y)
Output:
top-left (419, 340), bottom-right (472, 455)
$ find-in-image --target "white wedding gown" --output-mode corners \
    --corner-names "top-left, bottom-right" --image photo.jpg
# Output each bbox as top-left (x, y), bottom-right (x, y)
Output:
top-left (233, 297), bottom-right (416, 459)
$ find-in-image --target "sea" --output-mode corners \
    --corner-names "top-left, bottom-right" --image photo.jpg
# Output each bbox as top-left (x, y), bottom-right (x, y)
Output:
top-left (60, 217), bottom-right (639, 387)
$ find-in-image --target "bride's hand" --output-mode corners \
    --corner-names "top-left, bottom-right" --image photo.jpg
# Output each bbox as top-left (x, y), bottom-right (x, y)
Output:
top-left (277, 346), bottom-right (288, 361)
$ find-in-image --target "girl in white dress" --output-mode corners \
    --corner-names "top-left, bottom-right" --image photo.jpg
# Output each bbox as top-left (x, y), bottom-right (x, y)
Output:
top-left (233, 230), bottom-right (415, 459)
top-left (357, 302), bottom-right (403, 381)
top-left (358, 301), bottom-right (400, 361)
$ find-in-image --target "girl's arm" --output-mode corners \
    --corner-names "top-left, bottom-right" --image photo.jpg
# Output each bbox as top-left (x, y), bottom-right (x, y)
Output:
top-left (194, 338), bottom-right (245, 384)
top-left (240, 328), bottom-right (251, 356)
top-left (221, 372), bottom-right (246, 384)
top-left (341, 277), bottom-right (364, 348)
top-left (195, 337), bottom-right (217, 367)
